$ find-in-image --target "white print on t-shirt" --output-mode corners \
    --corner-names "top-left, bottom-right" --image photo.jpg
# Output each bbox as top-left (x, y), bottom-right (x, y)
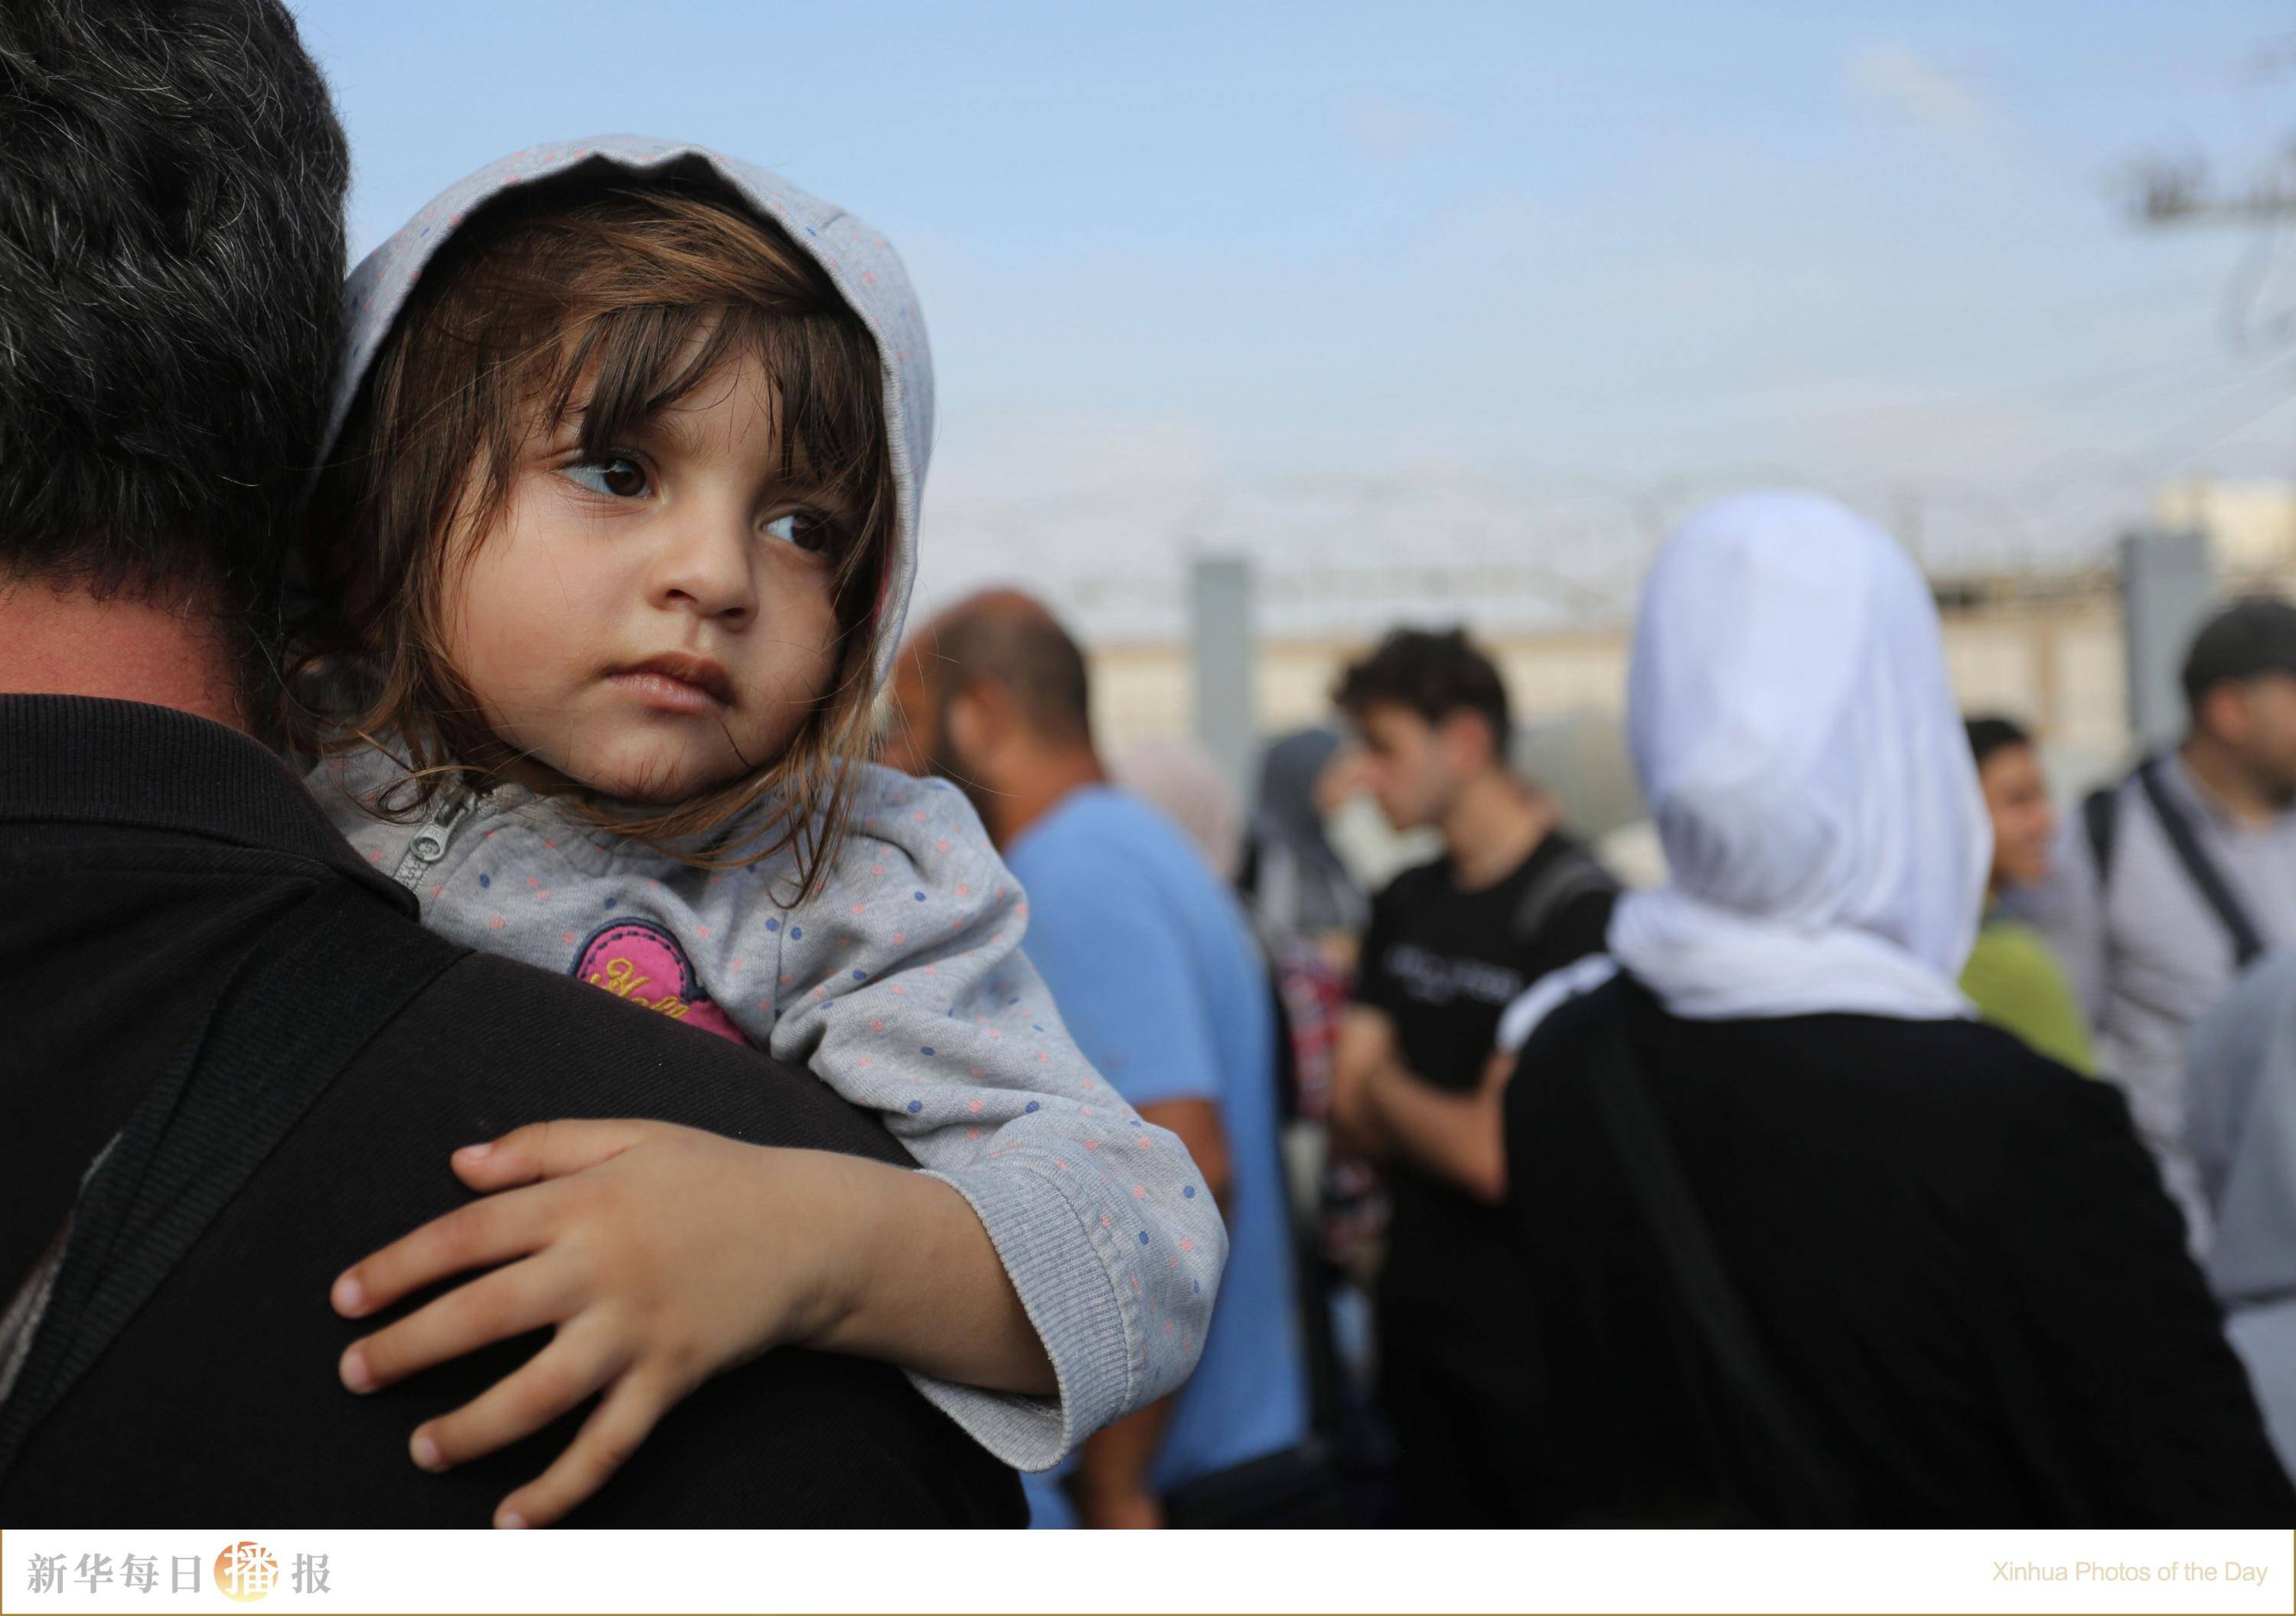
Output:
top-left (1381, 942), bottom-right (1526, 1009)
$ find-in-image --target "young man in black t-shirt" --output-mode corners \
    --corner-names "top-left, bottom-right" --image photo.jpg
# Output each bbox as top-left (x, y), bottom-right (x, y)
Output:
top-left (1329, 627), bottom-right (1616, 1525)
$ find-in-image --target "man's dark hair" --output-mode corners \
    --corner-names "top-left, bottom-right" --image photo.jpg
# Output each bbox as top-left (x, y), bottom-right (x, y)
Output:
top-left (1333, 626), bottom-right (1512, 757)
top-left (0, 0), bottom-right (350, 643)
top-left (925, 591), bottom-right (1094, 748)
top-left (2183, 595), bottom-right (2296, 717)
top-left (1964, 715), bottom-right (2030, 770)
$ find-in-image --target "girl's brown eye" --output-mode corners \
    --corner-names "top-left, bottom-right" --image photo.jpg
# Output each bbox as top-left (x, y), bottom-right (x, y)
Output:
top-left (564, 456), bottom-right (650, 499)
top-left (763, 510), bottom-right (840, 555)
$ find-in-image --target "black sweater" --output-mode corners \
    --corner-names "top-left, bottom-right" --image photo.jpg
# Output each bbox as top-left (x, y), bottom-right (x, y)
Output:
top-left (1503, 973), bottom-right (2295, 1525)
top-left (1, 696), bottom-right (1019, 1526)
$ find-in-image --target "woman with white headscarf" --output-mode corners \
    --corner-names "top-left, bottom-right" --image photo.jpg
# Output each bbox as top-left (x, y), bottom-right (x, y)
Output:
top-left (1501, 491), bottom-right (2291, 1524)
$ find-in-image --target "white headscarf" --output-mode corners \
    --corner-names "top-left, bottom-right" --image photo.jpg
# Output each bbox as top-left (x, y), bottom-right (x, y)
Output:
top-left (1605, 490), bottom-right (1991, 1021)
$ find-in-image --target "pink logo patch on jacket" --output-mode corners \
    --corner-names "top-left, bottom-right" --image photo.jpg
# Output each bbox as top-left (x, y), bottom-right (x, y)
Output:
top-left (570, 918), bottom-right (750, 1047)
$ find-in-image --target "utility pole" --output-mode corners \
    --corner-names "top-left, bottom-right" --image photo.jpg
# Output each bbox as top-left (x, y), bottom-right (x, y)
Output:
top-left (2128, 144), bottom-right (2296, 228)
top-left (1190, 556), bottom-right (1256, 810)
top-left (1895, 486), bottom-right (1925, 572)
top-left (2115, 125), bottom-right (2296, 754)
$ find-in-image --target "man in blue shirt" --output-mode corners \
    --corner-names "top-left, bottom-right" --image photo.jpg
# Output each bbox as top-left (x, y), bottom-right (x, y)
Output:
top-left (882, 589), bottom-right (1308, 1529)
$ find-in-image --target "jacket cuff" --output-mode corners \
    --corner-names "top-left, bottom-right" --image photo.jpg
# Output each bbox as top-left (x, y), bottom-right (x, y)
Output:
top-left (908, 1161), bottom-right (1138, 1471)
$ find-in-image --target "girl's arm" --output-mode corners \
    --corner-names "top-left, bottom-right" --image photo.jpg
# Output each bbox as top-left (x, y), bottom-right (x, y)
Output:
top-left (328, 768), bottom-right (1225, 1526)
top-left (751, 773), bottom-right (1227, 1469)
top-left (332, 1118), bottom-right (1051, 1529)
top-left (808, 1148), bottom-right (1057, 1391)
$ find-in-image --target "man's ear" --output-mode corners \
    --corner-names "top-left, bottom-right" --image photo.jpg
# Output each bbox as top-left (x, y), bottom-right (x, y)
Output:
top-left (2201, 682), bottom-right (2253, 751)
top-left (1437, 709), bottom-right (1496, 777)
top-left (944, 678), bottom-right (1012, 766)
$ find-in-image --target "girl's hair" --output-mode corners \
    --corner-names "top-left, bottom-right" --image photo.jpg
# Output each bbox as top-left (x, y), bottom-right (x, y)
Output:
top-left (292, 168), bottom-right (897, 898)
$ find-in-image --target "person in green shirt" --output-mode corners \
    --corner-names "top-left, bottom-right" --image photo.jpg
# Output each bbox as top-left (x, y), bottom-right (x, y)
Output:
top-left (1962, 716), bottom-right (2098, 1075)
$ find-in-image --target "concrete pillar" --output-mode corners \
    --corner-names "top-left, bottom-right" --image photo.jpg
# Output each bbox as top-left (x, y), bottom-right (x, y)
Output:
top-left (2120, 529), bottom-right (2214, 753)
top-left (1190, 556), bottom-right (1256, 809)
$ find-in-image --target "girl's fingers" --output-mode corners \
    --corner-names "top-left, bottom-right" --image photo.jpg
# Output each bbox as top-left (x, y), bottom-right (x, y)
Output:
top-left (339, 1251), bottom-right (577, 1395)
top-left (492, 1368), bottom-right (679, 1530)
top-left (451, 1118), bottom-right (663, 1192)
top-left (332, 1180), bottom-right (559, 1319)
top-left (404, 1320), bottom-right (628, 1481)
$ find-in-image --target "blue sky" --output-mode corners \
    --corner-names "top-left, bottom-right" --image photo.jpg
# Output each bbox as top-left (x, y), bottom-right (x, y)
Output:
top-left (295, 1), bottom-right (2296, 629)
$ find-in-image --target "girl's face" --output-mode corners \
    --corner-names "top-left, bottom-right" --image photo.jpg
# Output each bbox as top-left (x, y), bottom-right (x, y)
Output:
top-left (443, 349), bottom-right (850, 805)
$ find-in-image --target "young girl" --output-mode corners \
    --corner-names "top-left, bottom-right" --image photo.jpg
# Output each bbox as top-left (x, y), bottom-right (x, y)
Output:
top-left (295, 137), bottom-right (1225, 1526)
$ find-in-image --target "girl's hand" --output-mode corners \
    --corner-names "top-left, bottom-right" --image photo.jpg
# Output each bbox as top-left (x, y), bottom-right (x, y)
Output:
top-left (329, 1119), bottom-right (885, 1529)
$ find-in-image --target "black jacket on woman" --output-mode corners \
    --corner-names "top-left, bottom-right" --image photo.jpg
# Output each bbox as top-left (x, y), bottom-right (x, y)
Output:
top-left (1503, 973), bottom-right (2295, 1526)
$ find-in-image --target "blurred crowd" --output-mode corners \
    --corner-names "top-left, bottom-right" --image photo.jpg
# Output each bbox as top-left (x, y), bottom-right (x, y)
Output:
top-left (885, 494), bottom-right (2296, 1526)
top-left (10, 1), bottom-right (2296, 1533)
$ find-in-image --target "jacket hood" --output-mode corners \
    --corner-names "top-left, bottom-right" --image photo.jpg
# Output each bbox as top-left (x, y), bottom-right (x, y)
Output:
top-left (322, 135), bottom-right (932, 694)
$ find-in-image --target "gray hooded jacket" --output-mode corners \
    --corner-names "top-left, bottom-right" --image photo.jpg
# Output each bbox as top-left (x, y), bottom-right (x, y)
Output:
top-left (306, 137), bottom-right (1225, 1470)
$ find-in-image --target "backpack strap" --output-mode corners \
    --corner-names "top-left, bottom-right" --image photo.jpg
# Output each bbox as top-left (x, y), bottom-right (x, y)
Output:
top-left (0, 883), bottom-right (457, 1481)
top-left (2082, 784), bottom-right (2119, 888)
top-left (2135, 756), bottom-right (2267, 969)
top-left (1582, 1005), bottom-right (1857, 1525)
top-left (1511, 842), bottom-right (1619, 950)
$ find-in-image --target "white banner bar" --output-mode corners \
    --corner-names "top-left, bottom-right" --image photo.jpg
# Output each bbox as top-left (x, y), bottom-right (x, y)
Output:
top-left (4, 1527), bottom-right (2289, 1614)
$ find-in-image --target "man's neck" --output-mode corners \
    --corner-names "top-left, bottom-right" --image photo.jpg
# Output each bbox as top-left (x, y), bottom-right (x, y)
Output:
top-left (2179, 732), bottom-right (2284, 829)
top-left (0, 577), bottom-right (248, 733)
top-left (983, 744), bottom-right (1107, 850)
top-left (1440, 767), bottom-right (1555, 890)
